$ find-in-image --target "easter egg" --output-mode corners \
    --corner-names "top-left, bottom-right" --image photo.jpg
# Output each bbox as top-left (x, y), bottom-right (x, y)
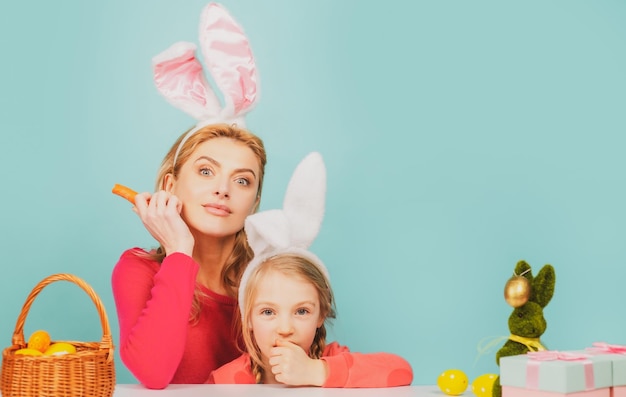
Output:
top-left (472, 373), bottom-right (498, 397)
top-left (27, 330), bottom-right (51, 353)
top-left (15, 348), bottom-right (43, 356)
top-left (437, 369), bottom-right (468, 396)
top-left (504, 275), bottom-right (530, 307)
top-left (44, 342), bottom-right (77, 356)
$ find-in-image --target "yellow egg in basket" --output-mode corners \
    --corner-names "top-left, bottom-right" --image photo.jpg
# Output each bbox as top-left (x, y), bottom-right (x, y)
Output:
top-left (44, 342), bottom-right (77, 356)
top-left (27, 330), bottom-right (51, 353)
top-left (15, 348), bottom-right (43, 356)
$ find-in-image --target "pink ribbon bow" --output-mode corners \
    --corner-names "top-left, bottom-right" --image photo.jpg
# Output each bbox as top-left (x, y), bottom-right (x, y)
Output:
top-left (587, 342), bottom-right (626, 355)
top-left (528, 351), bottom-right (590, 361)
top-left (526, 350), bottom-right (594, 391)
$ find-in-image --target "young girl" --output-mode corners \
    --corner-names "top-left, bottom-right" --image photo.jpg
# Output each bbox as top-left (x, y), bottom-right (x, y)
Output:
top-left (112, 3), bottom-right (266, 389)
top-left (207, 152), bottom-right (414, 387)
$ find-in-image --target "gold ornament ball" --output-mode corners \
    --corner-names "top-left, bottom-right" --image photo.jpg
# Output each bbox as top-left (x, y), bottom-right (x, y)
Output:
top-left (504, 276), bottom-right (530, 307)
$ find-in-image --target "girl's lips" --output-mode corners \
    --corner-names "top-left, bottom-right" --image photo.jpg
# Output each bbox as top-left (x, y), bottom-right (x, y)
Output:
top-left (203, 203), bottom-right (232, 216)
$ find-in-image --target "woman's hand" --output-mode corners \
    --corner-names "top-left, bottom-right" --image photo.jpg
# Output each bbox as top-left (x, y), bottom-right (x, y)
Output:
top-left (269, 340), bottom-right (328, 386)
top-left (133, 191), bottom-right (194, 257)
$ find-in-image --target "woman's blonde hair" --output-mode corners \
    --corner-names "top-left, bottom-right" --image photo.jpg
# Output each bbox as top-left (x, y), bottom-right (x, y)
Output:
top-left (240, 253), bottom-right (336, 383)
top-left (144, 123), bottom-right (266, 322)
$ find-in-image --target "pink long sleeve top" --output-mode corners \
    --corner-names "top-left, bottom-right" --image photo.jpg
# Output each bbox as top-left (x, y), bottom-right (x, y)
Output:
top-left (206, 341), bottom-right (413, 387)
top-left (111, 248), bottom-right (241, 389)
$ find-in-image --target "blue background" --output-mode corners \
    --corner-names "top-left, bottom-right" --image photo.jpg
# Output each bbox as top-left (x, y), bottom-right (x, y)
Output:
top-left (1, 0), bottom-right (625, 386)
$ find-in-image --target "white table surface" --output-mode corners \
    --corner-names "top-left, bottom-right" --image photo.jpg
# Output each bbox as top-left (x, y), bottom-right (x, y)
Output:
top-left (113, 384), bottom-right (442, 396)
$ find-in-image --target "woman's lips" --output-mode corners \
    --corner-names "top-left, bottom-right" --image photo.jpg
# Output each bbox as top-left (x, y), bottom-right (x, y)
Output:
top-left (203, 203), bottom-right (232, 216)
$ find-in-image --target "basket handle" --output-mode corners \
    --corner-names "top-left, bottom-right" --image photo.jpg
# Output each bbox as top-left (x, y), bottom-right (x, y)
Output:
top-left (11, 273), bottom-right (114, 360)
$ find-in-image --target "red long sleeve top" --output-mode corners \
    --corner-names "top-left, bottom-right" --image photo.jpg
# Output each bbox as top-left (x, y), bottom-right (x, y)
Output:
top-left (207, 341), bottom-right (413, 387)
top-left (111, 248), bottom-right (241, 389)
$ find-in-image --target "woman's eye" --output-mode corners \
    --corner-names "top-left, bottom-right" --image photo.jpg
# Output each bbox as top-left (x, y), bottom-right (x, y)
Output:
top-left (200, 167), bottom-right (214, 176)
top-left (235, 177), bottom-right (250, 186)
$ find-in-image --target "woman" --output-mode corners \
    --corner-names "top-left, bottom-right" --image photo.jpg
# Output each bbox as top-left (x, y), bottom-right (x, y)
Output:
top-left (112, 123), bottom-right (266, 388)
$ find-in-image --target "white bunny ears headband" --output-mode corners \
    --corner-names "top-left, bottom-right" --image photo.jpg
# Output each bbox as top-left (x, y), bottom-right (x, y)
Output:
top-left (238, 152), bottom-right (328, 317)
top-left (152, 2), bottom-right (258, 165)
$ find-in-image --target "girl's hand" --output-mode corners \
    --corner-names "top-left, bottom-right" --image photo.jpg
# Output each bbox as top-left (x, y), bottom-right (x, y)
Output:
top-left (133, 191), bottom-right (194, 257)
top-left (268, 340), bottom-right (328, 386)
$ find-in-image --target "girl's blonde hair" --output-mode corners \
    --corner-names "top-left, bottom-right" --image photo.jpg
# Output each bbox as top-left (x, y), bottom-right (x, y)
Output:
top-left (143, 123), bottom-right (266, 322)
top-left (240, 253), bottom-right (336, 383)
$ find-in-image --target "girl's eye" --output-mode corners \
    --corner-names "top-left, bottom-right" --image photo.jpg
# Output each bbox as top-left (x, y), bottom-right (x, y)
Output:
top-left (200, 167), bottom-right (214, 176)
top-left (235, 177), bottom-right (250, 186)
top-left (296, 308), bottom-right (310, 316)
top-left (261, 309), bottom-right (274, 316)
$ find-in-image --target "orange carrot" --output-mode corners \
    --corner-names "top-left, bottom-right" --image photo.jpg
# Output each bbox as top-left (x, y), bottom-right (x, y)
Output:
top-left (112, 184), bottom-right (139, 204)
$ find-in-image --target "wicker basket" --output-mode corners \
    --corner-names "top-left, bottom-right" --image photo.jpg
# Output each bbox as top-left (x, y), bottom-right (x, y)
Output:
top-left (1, 273), bottom-right (115, 397)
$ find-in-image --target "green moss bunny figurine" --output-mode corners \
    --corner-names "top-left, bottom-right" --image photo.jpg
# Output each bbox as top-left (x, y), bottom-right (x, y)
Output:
top-left (492, 260), bottom-right (556, 397)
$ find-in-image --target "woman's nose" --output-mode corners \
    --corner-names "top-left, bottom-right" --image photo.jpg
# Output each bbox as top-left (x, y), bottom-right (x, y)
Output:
top-left (213, 177), bottom-right (229, 198)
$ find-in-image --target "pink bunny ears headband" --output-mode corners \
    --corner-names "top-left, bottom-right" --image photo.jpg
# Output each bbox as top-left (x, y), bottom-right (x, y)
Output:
top-left (152, 2), bottom-right (259, 165)
top-left (238, 152), bottom-right (328, 317)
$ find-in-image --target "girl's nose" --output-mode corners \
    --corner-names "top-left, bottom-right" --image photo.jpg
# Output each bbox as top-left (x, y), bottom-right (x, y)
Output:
top-left (276, 316), bottom-right (294, 336)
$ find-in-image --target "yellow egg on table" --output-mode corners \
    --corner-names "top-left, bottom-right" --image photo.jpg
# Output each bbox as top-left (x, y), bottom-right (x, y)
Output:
top-left (15, 348), bottom-right (43, 356)
top-left (44, 342), bottom-right (77, 356)
top-left (437, 369), bottom-right (468, 396)
top-left (472, 373), bottom-right (498, 397)
top-left (27, 330), bottom-right (51, 353)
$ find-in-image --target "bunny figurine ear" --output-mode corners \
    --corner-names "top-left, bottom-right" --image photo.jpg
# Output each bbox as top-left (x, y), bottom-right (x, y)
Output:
top-left (239, 152), bottom-right (328, 316)
top-left (152, 2), bottom-right (258, 127)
